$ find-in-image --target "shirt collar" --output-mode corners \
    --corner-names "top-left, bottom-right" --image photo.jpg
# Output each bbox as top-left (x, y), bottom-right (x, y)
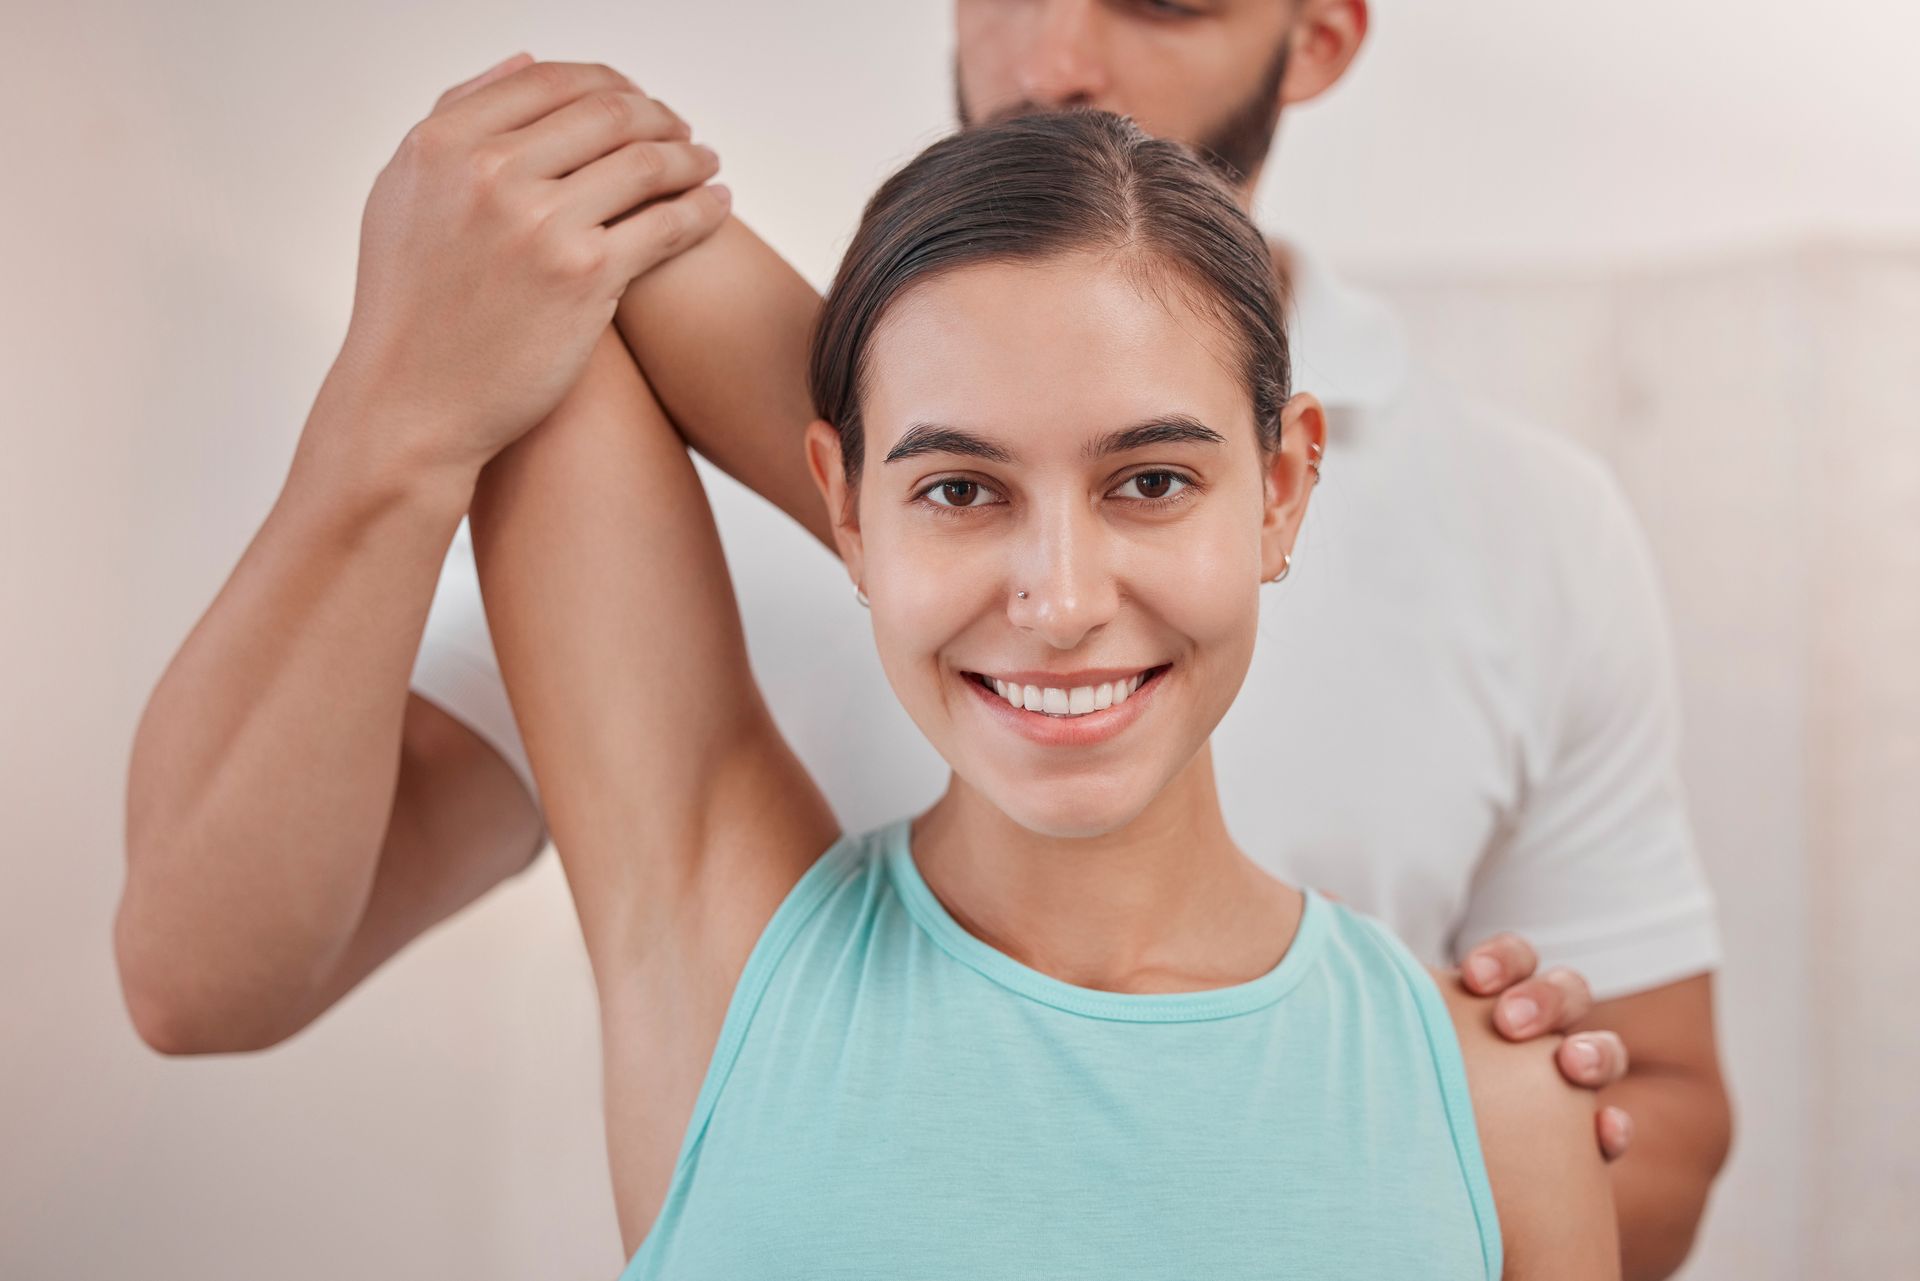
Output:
top-left (1270, 238), bottom-right (1409, 414)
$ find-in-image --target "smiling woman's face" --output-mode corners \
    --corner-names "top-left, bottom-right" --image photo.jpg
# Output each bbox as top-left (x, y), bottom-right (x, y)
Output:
top-left (809, 250), bottom-right (1319, 838)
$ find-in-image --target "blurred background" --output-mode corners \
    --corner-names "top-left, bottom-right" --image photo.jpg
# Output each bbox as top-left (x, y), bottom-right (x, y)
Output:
top-left (3, 0), bottom-right (1915, 1277)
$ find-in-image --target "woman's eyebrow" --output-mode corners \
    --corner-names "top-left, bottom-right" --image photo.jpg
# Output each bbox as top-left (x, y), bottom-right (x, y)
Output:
top-left (883, 423), bottom-right (1017, 464)
top-left (1085, 415), bottom-right (1226, 458)
top-left (880, 414), bottom-right (1226, 466)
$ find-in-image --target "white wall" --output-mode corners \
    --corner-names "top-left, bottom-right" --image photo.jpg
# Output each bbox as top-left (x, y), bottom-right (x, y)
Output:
top-left (3, 2), bottom-right (1915, 1278)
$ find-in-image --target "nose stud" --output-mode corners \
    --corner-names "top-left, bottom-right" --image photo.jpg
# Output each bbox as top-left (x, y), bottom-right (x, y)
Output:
top-left (1016, 590), bottom-right (1028, 599)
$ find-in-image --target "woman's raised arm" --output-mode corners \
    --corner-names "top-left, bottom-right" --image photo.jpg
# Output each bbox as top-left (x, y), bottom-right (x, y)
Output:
top-left (467, 326), bottom-right (837, 986)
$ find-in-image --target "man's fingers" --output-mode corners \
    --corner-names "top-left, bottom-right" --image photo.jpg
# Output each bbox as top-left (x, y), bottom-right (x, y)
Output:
top-left (438, 60), bottom-right (638, 138)
top-left (434, 51), bottom-right (534, 112)
top-left (1492, 965), bottom-right (1593, 1039)
top-left (602, 183), bottom-right (732, 287)
top-left (507, 91), bottom-right (696, 181)
top-left (565, 140), bottom-right (722, 229)
top-left (1556, 1030), bottom-right (1630, 1089)
top-left (1459, 931), bottom-right (1538, 995)
top-left (1597, 1105), bottom-right (1633, 1162)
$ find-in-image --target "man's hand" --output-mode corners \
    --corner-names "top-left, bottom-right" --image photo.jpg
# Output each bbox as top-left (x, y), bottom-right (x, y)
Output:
top-left (326, 52), bottom-right (732, 483)
top-left (1459, 932), bottom-right (1633, 1161)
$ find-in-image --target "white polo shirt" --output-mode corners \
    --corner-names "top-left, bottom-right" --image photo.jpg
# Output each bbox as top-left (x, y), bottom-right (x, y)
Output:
top-left (410, 244), bottom-right (1720, 1003)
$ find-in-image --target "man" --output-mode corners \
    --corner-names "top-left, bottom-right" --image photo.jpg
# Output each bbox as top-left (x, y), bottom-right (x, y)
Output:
top-left (116, 3), bottom-right (1730, 1275)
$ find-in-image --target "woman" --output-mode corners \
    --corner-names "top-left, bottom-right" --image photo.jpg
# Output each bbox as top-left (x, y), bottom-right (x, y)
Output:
top-left (468, 109), bottom-right (1615, 1278)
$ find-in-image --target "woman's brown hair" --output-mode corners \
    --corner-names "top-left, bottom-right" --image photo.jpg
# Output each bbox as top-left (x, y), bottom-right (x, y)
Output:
top-left (808, 108), bottom-right (1290, 484)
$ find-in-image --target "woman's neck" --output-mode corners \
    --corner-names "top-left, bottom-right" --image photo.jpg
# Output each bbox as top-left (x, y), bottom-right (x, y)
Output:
top-left (910, 743), bottom-right (1302, 995)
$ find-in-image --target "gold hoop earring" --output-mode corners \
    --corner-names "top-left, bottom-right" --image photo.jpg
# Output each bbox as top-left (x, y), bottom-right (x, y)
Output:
top-left (1265, 554), bottom-right (1292, 585)
top-left (855, 585), bottom-right (870, 608)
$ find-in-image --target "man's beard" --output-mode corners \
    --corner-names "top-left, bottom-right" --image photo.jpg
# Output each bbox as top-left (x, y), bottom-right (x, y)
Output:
top-left (953, 38), bottom-right (1290, 189)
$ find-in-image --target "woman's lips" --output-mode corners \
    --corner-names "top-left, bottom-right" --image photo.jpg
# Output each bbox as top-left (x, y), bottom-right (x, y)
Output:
top-left (960, 664), bottom-right (1169, 747)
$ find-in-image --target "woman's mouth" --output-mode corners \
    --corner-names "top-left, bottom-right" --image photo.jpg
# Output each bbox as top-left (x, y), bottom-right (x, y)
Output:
top-left (963, 665), bottom-right (1170, 718)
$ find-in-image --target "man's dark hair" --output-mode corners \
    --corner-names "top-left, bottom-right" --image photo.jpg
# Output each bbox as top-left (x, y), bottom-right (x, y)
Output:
top-left (809, 109), bottom-right (1290, 484)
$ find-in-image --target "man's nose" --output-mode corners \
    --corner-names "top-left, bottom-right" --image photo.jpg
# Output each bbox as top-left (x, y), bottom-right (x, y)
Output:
top-left (1006, 504), bottom-right (1120, 651)
top-left (1018, 0), bottom-right (1112, 109)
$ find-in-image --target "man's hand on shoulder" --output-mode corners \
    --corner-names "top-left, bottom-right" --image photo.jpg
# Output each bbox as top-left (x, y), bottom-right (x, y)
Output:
top-left (1457, 931), bottom-right (1634, 1161)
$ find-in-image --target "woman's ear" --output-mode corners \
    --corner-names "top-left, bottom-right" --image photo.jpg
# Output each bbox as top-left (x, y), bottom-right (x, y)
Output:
top-left (804, 419), bottom-right (866, 586)
top-left (1261, 392), bottom-right (1327, 580)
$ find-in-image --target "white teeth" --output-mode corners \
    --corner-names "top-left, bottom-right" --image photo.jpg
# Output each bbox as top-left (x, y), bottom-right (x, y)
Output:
top-left (980, 669), bottom-right (1157, 717)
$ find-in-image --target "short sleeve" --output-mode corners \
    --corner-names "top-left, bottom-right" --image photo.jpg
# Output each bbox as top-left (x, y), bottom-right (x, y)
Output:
top-left (409, 516), bottom-right (542, 812)
top-left (1453, 467), bottom-right (1719, 1002)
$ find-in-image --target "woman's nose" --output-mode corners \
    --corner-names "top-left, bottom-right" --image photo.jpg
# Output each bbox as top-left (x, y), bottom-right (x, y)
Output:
top-left (1018, 0), bottom-right (1112, 110)
top-left (1005, 506), bottom-right (1120, 650)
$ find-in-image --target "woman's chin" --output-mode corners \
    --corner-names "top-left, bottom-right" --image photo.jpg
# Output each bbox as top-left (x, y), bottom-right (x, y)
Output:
top-left (972, 773), bottom-right (1158, 841)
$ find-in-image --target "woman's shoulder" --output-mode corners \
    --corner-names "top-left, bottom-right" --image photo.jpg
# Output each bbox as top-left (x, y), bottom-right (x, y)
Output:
top-left (1429, 968), bottom-right (1622, 1281)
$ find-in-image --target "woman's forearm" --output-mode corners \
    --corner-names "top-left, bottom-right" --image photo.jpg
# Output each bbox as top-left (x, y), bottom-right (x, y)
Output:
top-left (610, 216), bottom-right (835, 550)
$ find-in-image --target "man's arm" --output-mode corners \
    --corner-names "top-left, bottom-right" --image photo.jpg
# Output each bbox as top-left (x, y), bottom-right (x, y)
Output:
top-left (115, 56), bottom-right (728, 1051)
top-left (611, 217), bottom-right (833, 549)
top-left (1580, 975), bottom-right (1731, 1280)
top-left (1450, 445), bottom-right (1730, 1274)
top-left (115, 397), bottom-right (545, 1052)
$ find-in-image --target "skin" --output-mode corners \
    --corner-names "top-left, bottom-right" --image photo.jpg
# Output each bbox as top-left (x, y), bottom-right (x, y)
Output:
top-left (468, 251), bottom-right (1617, 1275)
top-left (116, 57), bottom-right (732, 1053)
top-left (825, 253), bottom-right (1317, 982)
top-left (117, 3), bottom-right (1730, 1274)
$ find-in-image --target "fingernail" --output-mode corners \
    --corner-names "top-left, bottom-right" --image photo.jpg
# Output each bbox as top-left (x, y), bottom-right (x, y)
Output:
top-left (1503, 997), bottom-right (1538, 1032)
top-left (695, 143), bottom-right (718, 162)
top-left (1465, 955), bottom-right (1499, 989)
top-left (1566, 1038), bottom-right (1600, 1074)
top-left (710, 183), bottom-right (732, 205)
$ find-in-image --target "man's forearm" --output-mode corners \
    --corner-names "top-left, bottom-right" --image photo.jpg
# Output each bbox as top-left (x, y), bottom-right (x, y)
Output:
top-left (611, 216), bottom-right (835, 550)
top-left (117, 376), bottom-right (478, 1053)
top-left (1602, 1065), bottom-right (1733, 1279)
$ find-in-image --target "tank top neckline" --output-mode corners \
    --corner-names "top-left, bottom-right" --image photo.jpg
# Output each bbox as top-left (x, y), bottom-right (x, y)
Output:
top-left (878, 816), bottom-right (1331, 1023)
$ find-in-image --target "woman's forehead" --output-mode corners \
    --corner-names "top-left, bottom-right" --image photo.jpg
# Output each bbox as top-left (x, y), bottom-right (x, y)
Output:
top-left (861, 254), bottom-right (1252, 461)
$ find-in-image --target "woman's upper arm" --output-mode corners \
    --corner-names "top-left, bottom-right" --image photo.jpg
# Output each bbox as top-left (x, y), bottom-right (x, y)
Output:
top-left (1441, 977), bottom-right (1622, 1281)
top-left (467, 326), bottom-right (835, 983)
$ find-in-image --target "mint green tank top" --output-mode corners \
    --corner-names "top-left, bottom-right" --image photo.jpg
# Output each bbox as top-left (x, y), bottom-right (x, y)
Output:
top-left (621, 818), bottom-right (1502, 1279)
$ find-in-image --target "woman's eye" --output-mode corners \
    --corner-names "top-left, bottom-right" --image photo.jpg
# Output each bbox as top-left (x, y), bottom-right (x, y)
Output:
top-left (1114, 471), bottom-right (1189, 502)
top-left (921, 478), bottom-right (1001, 508)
